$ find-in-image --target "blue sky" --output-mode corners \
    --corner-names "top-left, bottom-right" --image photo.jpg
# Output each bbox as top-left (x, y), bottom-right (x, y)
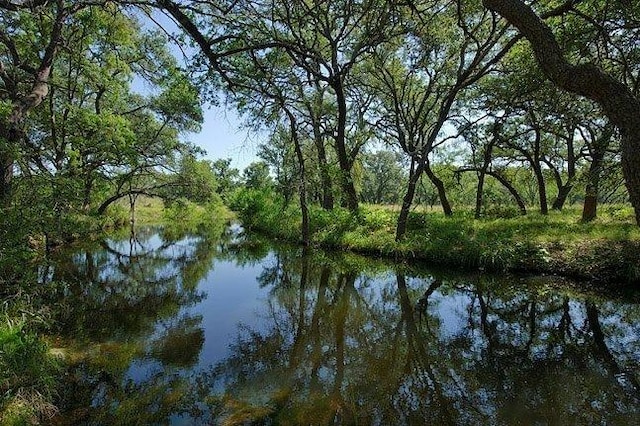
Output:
top-left (188, 104), bottom-right (259, 172)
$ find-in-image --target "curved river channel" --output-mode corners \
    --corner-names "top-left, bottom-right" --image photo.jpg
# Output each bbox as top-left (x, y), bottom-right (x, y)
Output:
top-left (42, 225), bottom-right (640, 425)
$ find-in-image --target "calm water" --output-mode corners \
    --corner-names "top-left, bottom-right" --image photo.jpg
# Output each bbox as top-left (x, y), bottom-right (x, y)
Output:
top-left (42, 225), bottom-right (640, 425)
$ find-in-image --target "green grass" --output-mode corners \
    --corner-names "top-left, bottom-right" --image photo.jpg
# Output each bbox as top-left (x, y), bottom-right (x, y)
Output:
top-left (128, 196), bottom-right (166, 224)
top-left (235, 197), bottom-right (640, 284)
top-left (124, 196), bottom-right (234, 226)
top-left (0, 319), bottom-right (61, 425)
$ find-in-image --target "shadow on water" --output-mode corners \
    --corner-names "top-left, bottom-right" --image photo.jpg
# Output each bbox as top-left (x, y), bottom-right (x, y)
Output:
top-left (42, 226), bottom-right (640, 425)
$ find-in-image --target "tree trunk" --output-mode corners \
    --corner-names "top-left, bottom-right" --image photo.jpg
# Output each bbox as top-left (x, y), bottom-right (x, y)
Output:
top-left (1, 68), bottom-right (52, 206)
top-left (286, 109), bottom-right (310, 246)
top-left (0, 9), bottom-right (58, 205)
top-left (529, 125), bottom-right (548, 214)
top-left (483, 0), bottom-right (640, 225)
top-left (551, 127), bottom-right (576, 210)
top-left (396, 160), bottom-right (425, 241)
top-left (493, 172), bottom-right (527, 215)
top-left (309, 90), bottom-right (334, 210)
top-left (330, 77), bottom-right (358, 212)
top-left (0, 148), bottom-right (13, 207)
top-left (532, 164), bottom-right (548, 215)
top-left (82, 175), bottom-right (94, 212)
top-left (424, 160), bottom-right (452, 216)
top-left (475, 170), bottom-right (486, 219)
top-left (621, 138), bottom-right (640, 225)
top-left (312, 123), bottom-right (334, 210)
top-left (475, 139), bottom-right (495, 218)
top-left (551, 184), bottom-right (572, 211)
top-left (457, 167), bottom-right (527, 215)
top-left (582, 184), bottom-right (599, 223)
top-left (582, 127), bottom-right (612, 222)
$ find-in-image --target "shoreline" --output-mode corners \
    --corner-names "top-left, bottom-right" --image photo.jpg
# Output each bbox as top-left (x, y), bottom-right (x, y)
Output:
top-left (237, 205), bottom-right (640, 287)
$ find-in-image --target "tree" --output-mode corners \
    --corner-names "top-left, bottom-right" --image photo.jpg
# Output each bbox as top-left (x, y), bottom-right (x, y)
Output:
top-left (302, 83), bottom-right (335, 210)
top-left (218, 42), bottom-right (314, 242)
top-left (211, 158), bottom-right (240, 201)
top-left (2, 4), bottom-right (203, 227)
top-left (165, 155), bottom-right (218, 204)
top-left (482, 0), bottom-right (640, 225)
top-left (258, 126), bottom-right (297, 205)
top-left (156, 0), bottom-right (399, 212)
top-left (360, 150), bottom-right (406, 205)
top-left (468, 40), bottom-right (613, 215)
top-left (93, 69), bottom-right (203, 214)
top-left (581, 122), bottom-right (615, 222)
top-left (363, 0), bottom-right (517, 239)
top-left (456, 118), bottom-right (527, 217)
top-left (243, 161), bottom-right (272, 190)
top-left (1, 0), bottom-right (75, 205)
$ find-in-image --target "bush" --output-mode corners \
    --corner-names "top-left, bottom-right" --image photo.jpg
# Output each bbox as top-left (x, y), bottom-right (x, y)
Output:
top-left (227, 188), bottom-right (301, 239)
top-left (227, 197), bottom-right (640, 284)
top-left (360, 207), bottom-right (395, 232)
top-left (482, 203), bottom-right (523, 219)
top-left (406, 212), bottom-right (428, 231)
top-left (228, 188), bottom-right (282, 228)
top-left (309, 207), bottom-right (358, 245)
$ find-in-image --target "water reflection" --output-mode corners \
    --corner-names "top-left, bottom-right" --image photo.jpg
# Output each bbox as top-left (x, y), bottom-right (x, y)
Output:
top-left (47, 227), bottom-right (640, 425)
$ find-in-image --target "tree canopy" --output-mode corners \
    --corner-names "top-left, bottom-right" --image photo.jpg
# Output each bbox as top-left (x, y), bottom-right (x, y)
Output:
top-left (2, 0), bottom-right (639, 243)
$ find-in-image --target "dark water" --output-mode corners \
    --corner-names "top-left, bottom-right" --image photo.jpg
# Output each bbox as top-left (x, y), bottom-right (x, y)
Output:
top-left (42, 225), bottom-right (640, 425)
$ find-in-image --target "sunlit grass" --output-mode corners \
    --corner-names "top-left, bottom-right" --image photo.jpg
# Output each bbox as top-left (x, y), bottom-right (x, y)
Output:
top-left (127, 195), bottom-right (166, 224)
top-left (126, 196), bottom-right (235, 236)
top-left (235, 197), bottom-right (640, 283)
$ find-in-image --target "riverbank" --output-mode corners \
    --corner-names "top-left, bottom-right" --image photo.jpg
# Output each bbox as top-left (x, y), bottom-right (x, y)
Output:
top-left (234, 199), bottom-right (640, 285)
top-left (0, 197), bottom-right (233, 424)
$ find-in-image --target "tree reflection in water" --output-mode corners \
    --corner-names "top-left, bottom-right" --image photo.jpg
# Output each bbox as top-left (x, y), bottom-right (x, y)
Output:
top-left (46, 225), bottom-right (220, 424)
top-left (46, 228), bottom-right (640, 425)
top-left (206, 249), bottom-right (640, 425)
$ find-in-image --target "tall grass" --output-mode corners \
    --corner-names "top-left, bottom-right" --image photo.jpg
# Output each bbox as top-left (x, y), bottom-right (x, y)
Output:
top-left (0, 318), bottom-right (61, 424)
top-left (230, 193), bottom-right (640, 284)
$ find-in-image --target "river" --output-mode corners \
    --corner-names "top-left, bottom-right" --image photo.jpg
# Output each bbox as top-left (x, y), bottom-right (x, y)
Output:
top-left (42, 224), bottom-right (640, 425)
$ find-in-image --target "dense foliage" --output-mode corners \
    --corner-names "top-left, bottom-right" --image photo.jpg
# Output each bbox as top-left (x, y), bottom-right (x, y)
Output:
top-left (149, 0), bottom-right (639, 238)
top-left (2, 0), bottom-right (638, 241)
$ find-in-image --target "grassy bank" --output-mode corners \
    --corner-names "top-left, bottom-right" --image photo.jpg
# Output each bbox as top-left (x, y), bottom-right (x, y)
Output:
top-left (232, 191), bottom-right (640, 284)
top-left (131, 196), bottom-right (235, 239)
top-left (0, 280), bottom-right (62, 426)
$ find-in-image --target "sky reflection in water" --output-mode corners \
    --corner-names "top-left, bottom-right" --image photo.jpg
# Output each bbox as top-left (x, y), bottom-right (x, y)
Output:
top-left (46, 226), bottom-right (640, 425)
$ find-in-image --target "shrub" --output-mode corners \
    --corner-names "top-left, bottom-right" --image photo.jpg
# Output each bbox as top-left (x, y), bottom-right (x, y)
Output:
top-left (228, 188), bottom-right (282, 228)
top-left (360, 207), bottom-right (395, 232)
top-left (310, 207), bottom-right (358, 245)
top-left (227, 188), bottom-right (304, 240)
top-left (482, 203), bottom-right (523, 219)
